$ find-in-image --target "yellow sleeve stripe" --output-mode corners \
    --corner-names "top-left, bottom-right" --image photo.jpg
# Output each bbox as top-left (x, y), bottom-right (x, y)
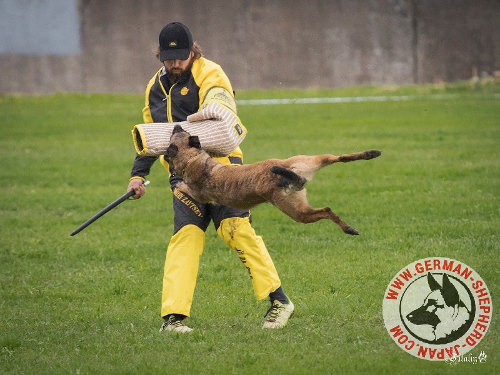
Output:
top-left (130, 176), bottom-right (146, 182)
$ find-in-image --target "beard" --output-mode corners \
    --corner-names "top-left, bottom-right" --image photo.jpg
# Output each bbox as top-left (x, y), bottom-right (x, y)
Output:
top-left (166, 62), bottom-right (193, 83)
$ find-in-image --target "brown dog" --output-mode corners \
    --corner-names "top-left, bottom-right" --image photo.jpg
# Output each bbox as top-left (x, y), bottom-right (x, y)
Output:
top-left (166, 125), bottom-right (381, 235)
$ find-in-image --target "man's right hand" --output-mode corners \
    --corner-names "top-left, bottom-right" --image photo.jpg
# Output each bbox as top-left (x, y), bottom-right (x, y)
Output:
top-left (128, 178), bottom-right (146, 199)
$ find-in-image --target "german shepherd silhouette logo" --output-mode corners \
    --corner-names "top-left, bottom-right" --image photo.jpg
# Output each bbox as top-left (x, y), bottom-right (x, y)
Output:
top-left (383, 258), bottom-right (492, 361)
top-left (405, 273), bottom-right (474, 344)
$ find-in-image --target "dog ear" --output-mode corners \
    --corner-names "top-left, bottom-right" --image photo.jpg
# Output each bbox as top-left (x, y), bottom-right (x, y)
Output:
top-left (427, 272), bottom-right (441, 291)
top-left (172, 125), bottom-right (184, 134)
top-left (441, 274), bottom-right (460, 306)
top-left (188, 136), bottom-right (201, 149)
top-left (166, 144), bottom-right (178, 158)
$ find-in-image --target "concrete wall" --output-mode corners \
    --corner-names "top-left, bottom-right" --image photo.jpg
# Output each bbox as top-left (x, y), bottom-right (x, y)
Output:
top-left (0, 0), bottom-right (498, 94)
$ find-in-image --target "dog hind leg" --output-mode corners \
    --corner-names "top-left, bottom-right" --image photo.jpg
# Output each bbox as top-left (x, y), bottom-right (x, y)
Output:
top-left (271, 190), bottom-right (359, 235)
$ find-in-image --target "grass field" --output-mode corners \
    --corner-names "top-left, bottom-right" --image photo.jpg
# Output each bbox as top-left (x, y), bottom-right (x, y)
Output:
top-left (0, 82), bottom-right (499, 374)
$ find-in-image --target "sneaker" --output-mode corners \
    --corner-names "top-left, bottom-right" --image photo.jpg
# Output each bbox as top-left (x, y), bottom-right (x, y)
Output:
top-left (262, 300), bottom-right (294, 329)
top-left (159, 315), bottom-right (193, 333)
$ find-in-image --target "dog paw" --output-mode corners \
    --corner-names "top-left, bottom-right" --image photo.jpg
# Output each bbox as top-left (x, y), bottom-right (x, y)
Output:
top-left (343, 226), bottom-right (359, 235)
top-left (364, 150), bottom-right (382, 160)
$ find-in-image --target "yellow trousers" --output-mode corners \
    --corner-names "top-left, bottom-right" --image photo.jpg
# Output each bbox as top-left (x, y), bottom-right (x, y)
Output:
top-left (161, 217), bottom-right (281, 318)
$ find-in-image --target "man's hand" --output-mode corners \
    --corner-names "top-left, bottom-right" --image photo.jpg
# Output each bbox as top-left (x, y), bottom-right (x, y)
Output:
top-left (128, 178), bottom-right (146, 199)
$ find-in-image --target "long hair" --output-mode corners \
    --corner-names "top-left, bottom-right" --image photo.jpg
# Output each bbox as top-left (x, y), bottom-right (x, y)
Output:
top-left (155, 42), bottom-right (203, 61)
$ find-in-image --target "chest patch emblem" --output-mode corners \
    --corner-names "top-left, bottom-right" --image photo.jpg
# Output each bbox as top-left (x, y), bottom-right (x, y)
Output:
top-left (181, 87), bottom-right (189, 95)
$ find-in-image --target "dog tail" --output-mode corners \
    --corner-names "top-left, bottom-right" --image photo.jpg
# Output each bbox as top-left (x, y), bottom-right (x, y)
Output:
top-left (271, 166), bottom-right (307, 191)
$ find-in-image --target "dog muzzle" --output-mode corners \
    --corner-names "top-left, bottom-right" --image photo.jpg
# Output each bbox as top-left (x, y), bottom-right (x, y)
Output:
top-left (132, 102), bottom-right (247, 157)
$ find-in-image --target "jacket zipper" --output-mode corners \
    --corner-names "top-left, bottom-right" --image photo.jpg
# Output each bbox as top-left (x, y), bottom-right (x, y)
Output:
top-left (167, 83), bottom-right (177, 123)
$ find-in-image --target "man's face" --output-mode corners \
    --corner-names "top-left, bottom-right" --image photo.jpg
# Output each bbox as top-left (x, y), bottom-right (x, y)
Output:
top-left (163, 52), bottom-right (193, 82)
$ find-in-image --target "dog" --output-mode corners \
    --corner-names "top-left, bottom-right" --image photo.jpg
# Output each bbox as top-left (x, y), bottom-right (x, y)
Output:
top-left (165, 125), bottom-right (381, 235)
top-left (406, 273), bottom-right (472, 343)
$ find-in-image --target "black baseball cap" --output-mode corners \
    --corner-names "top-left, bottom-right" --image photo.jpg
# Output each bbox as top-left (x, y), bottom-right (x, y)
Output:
top-left (159, 22), bottom-right (193, 61)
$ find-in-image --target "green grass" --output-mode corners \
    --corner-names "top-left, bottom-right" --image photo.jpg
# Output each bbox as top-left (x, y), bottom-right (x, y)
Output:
top-left (1, 82), bottom-right (499, 374)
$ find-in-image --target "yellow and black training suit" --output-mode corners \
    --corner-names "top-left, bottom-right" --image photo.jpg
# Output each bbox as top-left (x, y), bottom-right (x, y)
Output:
top-left (130, 57), bottom-right (281, 318)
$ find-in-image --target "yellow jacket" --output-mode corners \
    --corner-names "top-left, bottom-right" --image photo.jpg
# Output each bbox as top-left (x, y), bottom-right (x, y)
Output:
top-left (131, 57), bottom-right (243, 181)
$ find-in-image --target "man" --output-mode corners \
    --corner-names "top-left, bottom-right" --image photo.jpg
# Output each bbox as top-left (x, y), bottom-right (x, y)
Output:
top-left (127, 22), bottom-right (294, 332)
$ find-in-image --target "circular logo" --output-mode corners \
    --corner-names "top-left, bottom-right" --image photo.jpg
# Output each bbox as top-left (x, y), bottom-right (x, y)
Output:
top-left (383, 257), bottom-right (492, 361)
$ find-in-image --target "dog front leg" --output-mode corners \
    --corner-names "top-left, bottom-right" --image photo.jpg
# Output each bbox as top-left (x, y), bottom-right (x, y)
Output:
top-left (175, 182), bottom-right (202, 202)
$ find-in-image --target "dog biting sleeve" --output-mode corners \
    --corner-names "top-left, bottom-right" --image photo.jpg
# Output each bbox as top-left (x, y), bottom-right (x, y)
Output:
top-left (132, 102), bottom-right (247, 157)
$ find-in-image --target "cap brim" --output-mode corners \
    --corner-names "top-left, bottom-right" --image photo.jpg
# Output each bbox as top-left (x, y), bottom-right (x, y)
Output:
top-left (160, 48), bottom-right (191, 61)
